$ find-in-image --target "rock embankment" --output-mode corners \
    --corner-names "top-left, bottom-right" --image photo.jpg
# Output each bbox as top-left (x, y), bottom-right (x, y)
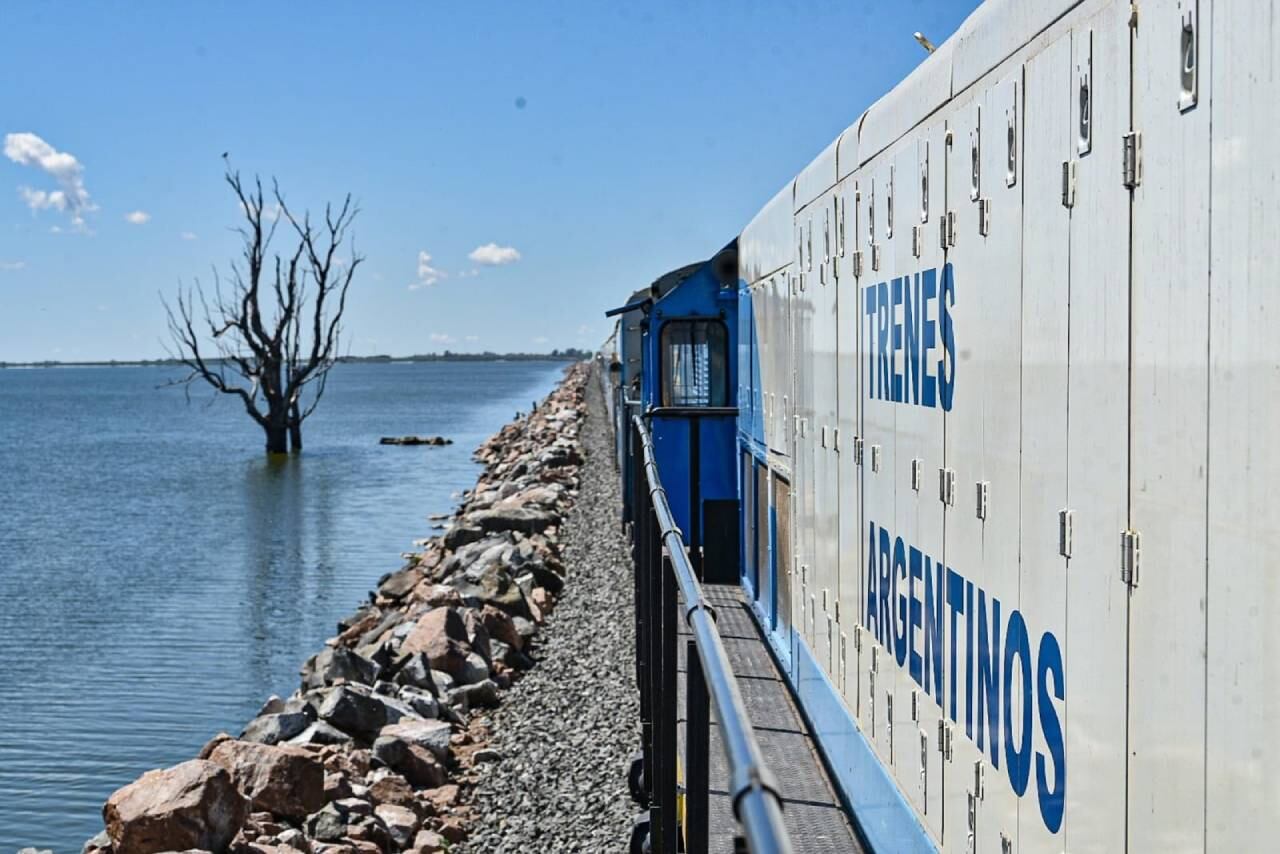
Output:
top-left (81, 362), bottom-right (592, 854)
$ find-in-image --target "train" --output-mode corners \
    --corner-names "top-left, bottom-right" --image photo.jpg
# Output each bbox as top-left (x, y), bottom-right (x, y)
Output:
top-left (606, 0), bottom-right (1279, 851)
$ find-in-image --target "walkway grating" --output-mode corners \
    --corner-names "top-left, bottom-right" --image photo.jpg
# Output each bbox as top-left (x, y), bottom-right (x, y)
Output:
top-left (676, 584), bottom-right (864, 853)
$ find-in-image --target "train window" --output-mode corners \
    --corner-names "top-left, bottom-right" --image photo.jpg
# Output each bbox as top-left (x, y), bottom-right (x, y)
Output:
top-left (661, 320), bottom-right (729, 407)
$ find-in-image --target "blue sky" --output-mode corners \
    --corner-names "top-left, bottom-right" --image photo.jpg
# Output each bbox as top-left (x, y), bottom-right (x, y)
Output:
top-left (0, 1), bottom-right (977, 362)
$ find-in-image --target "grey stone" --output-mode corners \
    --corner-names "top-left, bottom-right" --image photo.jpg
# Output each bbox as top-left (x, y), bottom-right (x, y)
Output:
top-left (240, 711), bottom-right (310, 745)
top-left (288, 720), bottom-right (353, 746)
top-left (316, 686), bottom-right (387, 740)
top-left (300, 646), bottom-right (380, 690)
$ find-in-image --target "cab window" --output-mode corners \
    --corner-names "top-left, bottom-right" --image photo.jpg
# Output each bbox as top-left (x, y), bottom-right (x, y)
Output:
top-left (661, 319), bottom-right (728, 407)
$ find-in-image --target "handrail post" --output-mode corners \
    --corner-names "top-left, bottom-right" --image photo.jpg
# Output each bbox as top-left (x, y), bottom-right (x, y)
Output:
top-left (656, 552), bottom-right (679, 854)
top-left (686, 637), bottom-right (709, 854)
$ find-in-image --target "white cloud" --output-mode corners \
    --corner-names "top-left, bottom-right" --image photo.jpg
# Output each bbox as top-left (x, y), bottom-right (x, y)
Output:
top-left (429, 332), bottom-right (456, 345)
top-left (0, 260), bottom-right (25, 271)
top-left (124, 210), bottom-right (150, 225)
top-left (457, 269), bottom-right (479, 279)
top-left (468, 243), bottom-right (521, 266)
top-left (409, 251), bottom-right (446, 290)
top-left (180, 231), bottom-right (197, 240)
top-left (4, 132), bottom-right (96, 228)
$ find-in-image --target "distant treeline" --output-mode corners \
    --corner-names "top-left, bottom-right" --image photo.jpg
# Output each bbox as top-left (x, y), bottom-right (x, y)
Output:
top-left (0, 349), bottom-right (591, 369)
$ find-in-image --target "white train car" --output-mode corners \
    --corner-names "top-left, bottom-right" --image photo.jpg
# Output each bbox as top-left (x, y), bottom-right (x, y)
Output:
top-left (736, 0), bottom-right (1280, 850)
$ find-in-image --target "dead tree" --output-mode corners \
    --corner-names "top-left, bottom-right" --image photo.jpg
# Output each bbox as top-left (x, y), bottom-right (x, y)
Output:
top-left (164, 169), bottom-right (362, 454)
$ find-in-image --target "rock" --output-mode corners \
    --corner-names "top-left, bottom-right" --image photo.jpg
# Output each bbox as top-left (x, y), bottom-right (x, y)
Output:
top-left (415, 584), bottom-right (462, 607)
top-left (473, 747), bottom-right (502, 763)
top-left (377, 565), bottom-right (423, 601)
top-left (207, 739), bottom-right (325, 820)
top-left (367, 771), bottom-right (418, 812)
top-left (446, 561), bottom-right (532, 619)
top-left (374, 718), bottom-right (453, 762)
top-left (411, 828), bottom-right (447, 853)
top-left (400, 608), bottom-right (471, 677)
top-left (374, 803), bottom-right (420, 848)
top-left (397, 685), bottom-right (440, 719)
top-left (469, 506), bottom-right (559, 534)
top-left (301, 646), bottom-right (381, 690)
top-left (103, 759), bottom-right (248, 854)
top-left (456, 651), bottom-right (490, 686)
top-left (462, 609), bottom-right (492, 663)
top-left (479, 605), bottom-right (522, 650)
top-left (443, 523), bottom-right (485, 551)
top-left (452, 679), bottom-right (500, 709)
top-left (430, 670), bottom-right (455, 695)
top-left (288, 720), bottom-right (353, 746)
top-left (197, 732), bottom-right (234, 760)
top-left (81, 830), bottom-right (110, 854)
top-left (379, 435), bottom-right (452, 446)
top-left (241, 711), bottom-right (311, 745)
top-left (531, 586), bottom-right (553, 615)
top-left (304, 802), bottom-right (349, 842)
top-left (391, 653), bottom-right (437, 693)
top-left (316, 686), bottom-right (389, 741)
top-left (324, 770), bottom-right (354, 801)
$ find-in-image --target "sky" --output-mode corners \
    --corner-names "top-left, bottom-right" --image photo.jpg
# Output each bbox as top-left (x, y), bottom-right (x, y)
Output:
top-left (0, 1), bottom-right (978, 362)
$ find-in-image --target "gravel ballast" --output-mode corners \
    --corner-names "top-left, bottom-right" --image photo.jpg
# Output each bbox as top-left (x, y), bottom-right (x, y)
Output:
top-left (460, 366), bottom-right (639, 852)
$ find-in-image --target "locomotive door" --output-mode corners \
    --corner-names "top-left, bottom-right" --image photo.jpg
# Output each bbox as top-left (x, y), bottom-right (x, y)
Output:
top-left (775, 474), bottom-right (793, 644)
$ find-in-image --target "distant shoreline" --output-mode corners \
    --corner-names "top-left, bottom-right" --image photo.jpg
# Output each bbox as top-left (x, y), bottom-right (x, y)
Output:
top-left (0, 350), bottom-right (590, 369)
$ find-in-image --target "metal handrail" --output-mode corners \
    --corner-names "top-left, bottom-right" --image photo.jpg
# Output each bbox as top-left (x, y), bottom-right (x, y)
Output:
top-left (630, 413), bottom-right (793, 854)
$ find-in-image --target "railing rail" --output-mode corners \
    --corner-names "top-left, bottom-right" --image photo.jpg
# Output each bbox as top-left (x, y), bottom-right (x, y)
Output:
top-left (629, 413), bottom-right (793, 854)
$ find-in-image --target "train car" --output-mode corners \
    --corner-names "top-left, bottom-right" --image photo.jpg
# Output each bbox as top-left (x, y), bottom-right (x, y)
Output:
top-left (618, 0), bottom-right (1280, 851)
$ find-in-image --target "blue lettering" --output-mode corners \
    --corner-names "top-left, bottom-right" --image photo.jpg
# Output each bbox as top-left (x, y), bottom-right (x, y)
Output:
top-left (864, 286), bottom-right (878, 399)
top-left (908, 546), bottom-right (923, 685)
top-left (965, 579), bottom-right (974, 739)
top-left (939, 262), bottom-right (956, 411)
top-left (877, 280), bottom-right (890, 400)
top-left (1037, 632), bottom-right (1066, 834)
top-left (878, 525), bottom-right (892, 646)
top-left (976, 590), bottom-right (1001, 768)
top-left (1004, 610), bottom-right (1032, 796)
top-left (891, 277), bottom-right (904, 403)
top-left (924, 555), bottom-right (943, 702)
top-left (947, 568), bottom-right (965, 724)
top-left (865, 521), bottom-right (878, 639)
top-left (905, 272), bottom-right (921, 405)
top-left (921, 267), bottom-right (937, 408)
top-left (892, 537), bottom-right (908, 666)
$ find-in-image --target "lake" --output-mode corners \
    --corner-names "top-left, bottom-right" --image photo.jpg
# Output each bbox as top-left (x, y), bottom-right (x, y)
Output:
top-left (0, 360), bottom-right (567, 853)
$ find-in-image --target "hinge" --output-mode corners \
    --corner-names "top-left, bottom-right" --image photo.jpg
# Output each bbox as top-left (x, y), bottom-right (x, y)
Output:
top-left (974, 760), bottom-right (985, 800)
top-left (911, 688), bottom-right (920, 722)
top-left (1062, 160), bottom-right (1077, 208)
top-left (1059, 509), bottom-right (1074, 558)
top-left (852, 249), bottom-right (864, 277)
top-left (911, 458), bottom-right (923, 491)
top-left (976, 481), bottom-right (990, 520)
top-left (853, 436), bottom-right (864, 466)
top-left (871, 243), bottom-right (881, 271)
top-left (833, 427), bottom-right (840, 453)
top-left (912, 224), bottom-right (923, 258)
top-left (939, 210), bottom-right (957, 249)
top-left (871, 444), bottom-right (882, 473)
top-left (978, 198), bottom-right (991, 236)
top-left (1122, 131), bottom-right (1143, 189)
top-left (939, 467), bottom-right (956, 506)
top-left (1121, 529), bottom-right (1142, 586)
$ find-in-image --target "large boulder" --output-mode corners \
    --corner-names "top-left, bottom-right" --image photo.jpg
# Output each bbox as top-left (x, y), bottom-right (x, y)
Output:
top-left (400, 608), bottom-right (471, 677)
top-left (207, 739), bottom-right (325, 820)
top-left (103, 759), bottom-right (247, 854)
top-left (371, 739), bottom-right (447, 788)
top-left (442, 523), bottom-right (485, 551)
top-left (316, 685), bottom-right (390, 740)
top-left (378, 564), bottom-right (424, 600)
top-left (468, 506), bottom-right (558, 535)
top-left (300, 646), bottom-right (381, 690)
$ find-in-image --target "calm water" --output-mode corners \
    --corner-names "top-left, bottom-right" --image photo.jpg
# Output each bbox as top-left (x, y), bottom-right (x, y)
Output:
top-left (0, 360), bottom-right (566, 853)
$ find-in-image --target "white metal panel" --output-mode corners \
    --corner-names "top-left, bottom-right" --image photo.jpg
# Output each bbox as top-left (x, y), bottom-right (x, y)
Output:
top-left (836, 113), bottom-right (867, 181)
top-left (1063, 7), bottom-right (1130, 852)
top-left (813, 189), bottom-right (840, 676)
top-left (793, 214), bottom-right (817, 651)
top-left (1206, 3), bottom-right (1280, 848)
top-left (1127, 0), bottom-right (1212, 849)
top-left (795, 136), bottom-right (841, 213)
top-left (836, 175), bottom-right (862, 710)
top-left (860, 154), bottom-right (900, 766)
top-left (1017, 30), bottom-right (1072, 854)
top-left (857, 39), bottom-right (955, 167)
top-left (950, 0), bottom-right (1087, 95)
top-left (741, 182), bottom-right (795, 285)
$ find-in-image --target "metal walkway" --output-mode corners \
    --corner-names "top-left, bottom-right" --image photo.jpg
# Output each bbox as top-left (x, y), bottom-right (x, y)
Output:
top-left (676, 584), bottom-right (864, 853)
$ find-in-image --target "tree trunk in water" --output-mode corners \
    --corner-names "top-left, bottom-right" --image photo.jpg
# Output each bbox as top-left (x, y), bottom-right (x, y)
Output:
top-left (265, 423), bottom-right (289, 455)
top-left (289, 403), bottom-right (303, 453)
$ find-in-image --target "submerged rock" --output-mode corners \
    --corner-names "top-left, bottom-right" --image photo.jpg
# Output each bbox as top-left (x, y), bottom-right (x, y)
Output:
top-left (379, 435), bottom-right (452, 446)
